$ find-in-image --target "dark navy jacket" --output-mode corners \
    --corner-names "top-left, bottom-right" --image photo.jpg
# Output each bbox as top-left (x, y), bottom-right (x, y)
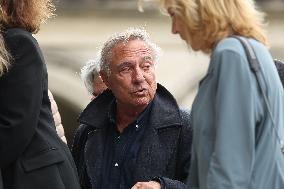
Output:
top-left (72, 84), bottom-right (192, 189)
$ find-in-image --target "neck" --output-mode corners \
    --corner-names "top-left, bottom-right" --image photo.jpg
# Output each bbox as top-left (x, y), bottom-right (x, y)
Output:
top-left (115, 103), bottom-right (147, 133)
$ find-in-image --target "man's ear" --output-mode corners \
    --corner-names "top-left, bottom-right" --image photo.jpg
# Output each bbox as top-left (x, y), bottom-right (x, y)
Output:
top-left (100, 71), bottom-right (110, 88)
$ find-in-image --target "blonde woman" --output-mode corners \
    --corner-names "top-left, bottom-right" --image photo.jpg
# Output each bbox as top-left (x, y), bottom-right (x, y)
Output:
top-left (139, 0), bottom-right (284, 189)
top-left (0, 0), bottom-right (80, 188)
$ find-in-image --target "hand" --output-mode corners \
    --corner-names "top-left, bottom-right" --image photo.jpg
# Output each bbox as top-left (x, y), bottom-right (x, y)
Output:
top-left (131, 181), bottom-right (161, 189)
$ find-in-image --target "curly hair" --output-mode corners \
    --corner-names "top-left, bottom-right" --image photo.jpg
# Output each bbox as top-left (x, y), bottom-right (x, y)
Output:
top-left (99, 27), bottom-right (162, 76)
top-left (0, 0), bottom-right (55, 33)
top-left (145, 0), bottom-right (268, 53)
top-left (0, 0), bottom-right (54, 76)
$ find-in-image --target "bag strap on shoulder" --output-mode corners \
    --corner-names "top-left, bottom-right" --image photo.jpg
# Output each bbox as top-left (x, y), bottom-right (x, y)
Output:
top-left (231, 35), bottom-right (284, 153)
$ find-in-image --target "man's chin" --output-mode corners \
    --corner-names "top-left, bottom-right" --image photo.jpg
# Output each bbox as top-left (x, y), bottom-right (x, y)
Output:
top-left (133, 98), bottom-right (151, 107)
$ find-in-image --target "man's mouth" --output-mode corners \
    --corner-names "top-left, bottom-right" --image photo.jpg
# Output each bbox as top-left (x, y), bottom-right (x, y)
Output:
top-left (133, 88), bottom-right (146, 95)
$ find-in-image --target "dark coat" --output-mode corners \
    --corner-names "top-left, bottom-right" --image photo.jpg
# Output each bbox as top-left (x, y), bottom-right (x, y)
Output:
top-left (275, 60), bottom-right (284, 87)
top-left (72, 84), bottom-right (192, 189)
top-left (0, 28), bottom-right (80, 189)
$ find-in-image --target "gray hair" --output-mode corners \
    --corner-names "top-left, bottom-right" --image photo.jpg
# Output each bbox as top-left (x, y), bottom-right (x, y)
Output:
top-left (80, 59), bottom-right (101, 95)
top-left (99, 28), bottom-right (162, 75)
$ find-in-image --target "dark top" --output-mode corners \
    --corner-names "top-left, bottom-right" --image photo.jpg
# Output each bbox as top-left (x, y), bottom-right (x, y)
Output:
top-left (102, 100), bottom-right (152, 189)
top-left (72, 84), bottom-right (192, 189)
top-left (0, 28), bottom-right (80, 189)
top-left (275, 59), bottom-right (284, 87)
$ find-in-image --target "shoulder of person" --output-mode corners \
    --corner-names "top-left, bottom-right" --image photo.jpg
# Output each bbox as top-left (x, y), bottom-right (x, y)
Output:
top-left (74, 124), bottom-right (95, 141)
top-left (179, 108), bottom-right (190, 119)
top-left (5, 28), bottom-right (32, 39)
top-left (211, 37), bottom-right (253, 71)
top-left (214, 37), bottom-right (245, 56)
top-left (179, 107), bottom-right (191, 129)
top-left (4, 28), bottom-right (38, 50)
top-left (72, 123), bottom-right (96, 154)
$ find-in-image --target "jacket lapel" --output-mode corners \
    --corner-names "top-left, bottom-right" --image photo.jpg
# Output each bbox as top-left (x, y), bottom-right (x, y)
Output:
top-left (133, 85), bottom-right (182, 181)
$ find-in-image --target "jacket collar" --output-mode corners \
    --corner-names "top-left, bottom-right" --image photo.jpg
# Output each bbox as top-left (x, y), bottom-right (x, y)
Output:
top-left (78, 83), bottom-right (182, 129)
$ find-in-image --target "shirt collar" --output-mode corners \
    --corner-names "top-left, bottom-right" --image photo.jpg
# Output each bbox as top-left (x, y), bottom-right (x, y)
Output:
top-left (108, 100), bottom-right (153, 127)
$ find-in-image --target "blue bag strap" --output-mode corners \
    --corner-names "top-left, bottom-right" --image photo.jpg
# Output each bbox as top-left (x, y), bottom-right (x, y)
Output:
top-left (231, 35), bottom-right (284, 153)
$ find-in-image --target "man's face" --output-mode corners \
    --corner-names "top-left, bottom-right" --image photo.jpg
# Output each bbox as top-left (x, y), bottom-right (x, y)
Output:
top-left (101, 39), bottom-right (157, 110)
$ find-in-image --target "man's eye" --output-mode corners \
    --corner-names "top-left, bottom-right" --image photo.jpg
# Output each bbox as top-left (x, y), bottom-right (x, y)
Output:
top-left (120, 67), bottom-right (131, 73)
top-left (142, 64), bottom-right (151, 71)
top-left (143, 65), bottom-right (150, 69)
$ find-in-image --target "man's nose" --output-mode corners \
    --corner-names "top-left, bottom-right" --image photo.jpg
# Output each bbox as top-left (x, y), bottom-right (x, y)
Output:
top-left (132, 68), bottom-right (145, 83)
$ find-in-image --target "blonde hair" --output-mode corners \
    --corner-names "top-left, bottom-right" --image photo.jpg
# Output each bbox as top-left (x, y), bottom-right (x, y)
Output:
top-left (0, 0), bottom-right (54, 76)
top-left (150, 0), bottom-right (268, 53)
top-left (0, 34), bottom-right (11, 76)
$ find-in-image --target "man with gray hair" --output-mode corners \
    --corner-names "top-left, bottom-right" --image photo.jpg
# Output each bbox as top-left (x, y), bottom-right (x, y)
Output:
top-left (72, 28), bottom-right (192, 189)
top-left (80, 59), bottom-right (107, 99)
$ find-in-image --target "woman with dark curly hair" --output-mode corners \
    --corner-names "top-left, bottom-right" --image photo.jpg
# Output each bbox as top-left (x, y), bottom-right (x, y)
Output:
top-left (0, 1), bottom-right (80, 188)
